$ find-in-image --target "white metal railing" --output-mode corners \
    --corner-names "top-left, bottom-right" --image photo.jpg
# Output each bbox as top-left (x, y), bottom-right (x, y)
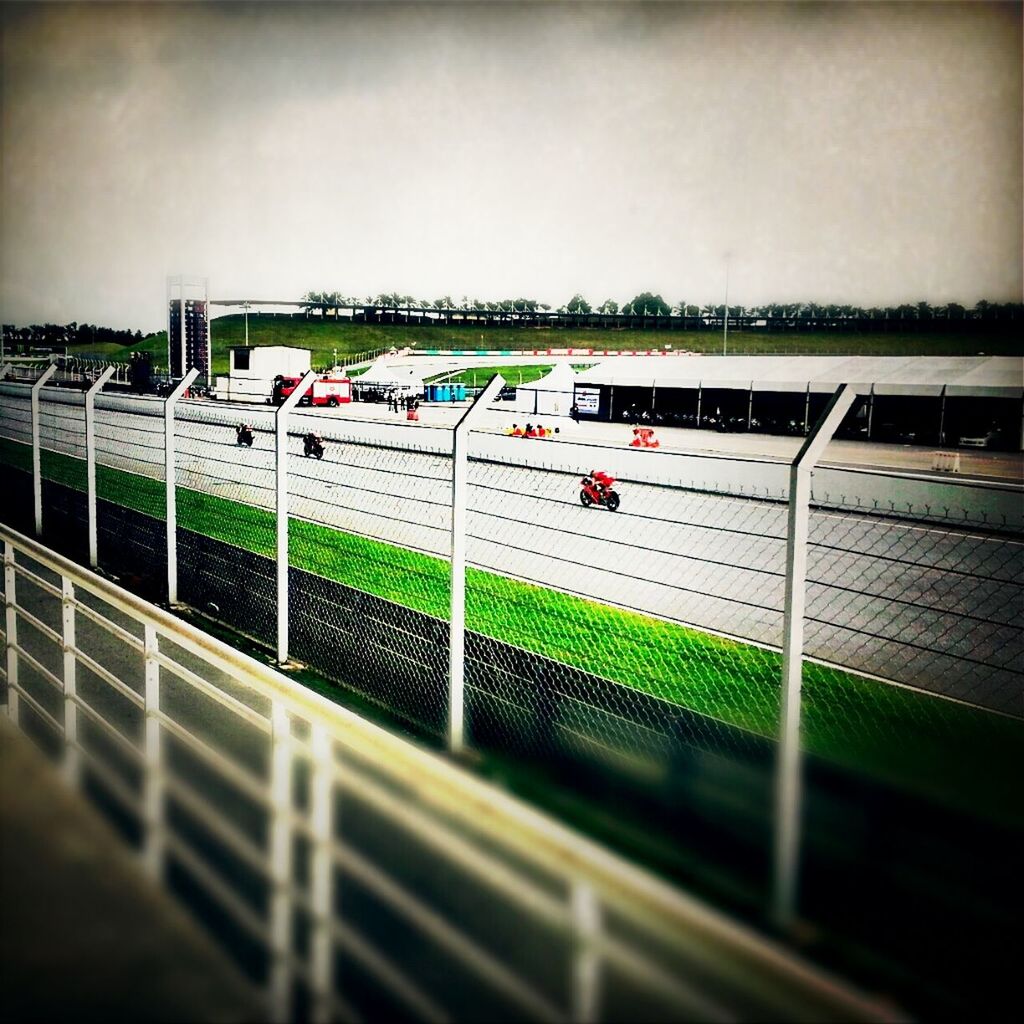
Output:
top-left (0, 522), bottom-right (895, 1023)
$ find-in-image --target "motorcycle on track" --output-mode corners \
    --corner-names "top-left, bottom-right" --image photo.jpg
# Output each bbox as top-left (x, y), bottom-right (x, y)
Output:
top-left (580, 471), bottom-right (620, 512)
top-left (303, 432), bottom-right (325, 459)
top-left (236, 423), bottom-right (254, 447)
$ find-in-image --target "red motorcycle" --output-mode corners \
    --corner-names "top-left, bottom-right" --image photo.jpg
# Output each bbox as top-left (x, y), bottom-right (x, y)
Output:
top-left (580, 472), bottom-right (620, 512)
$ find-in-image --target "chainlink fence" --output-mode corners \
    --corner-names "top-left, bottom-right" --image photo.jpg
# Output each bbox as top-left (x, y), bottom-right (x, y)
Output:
top-left (0, 375), bottom-right (1022, 1014)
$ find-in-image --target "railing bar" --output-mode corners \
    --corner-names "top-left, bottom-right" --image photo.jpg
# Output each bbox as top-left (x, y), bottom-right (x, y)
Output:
top-left (599, 933), bottom-right (735, 1022)
top-left (73, 648), bottom-right (146, 708)
top-left (163, 773), bottom-right (270, 879)
top-left (72, 692), bottom-right (145, 757)
top-left (164, 832), bottom-right (271, 943)
top-left (330, 920), bottom-right (451, 1024)
top-left (156, 712), bottom-right (271, 808)
top-left (154, 651), bottom-right (272, 732)
top-left (72, 599), bottom-right (146, 651)
top-left (7, 678), bottom-right (64, 734)
top-left (11, 605), bottom-right (62, 647)
top-left (9, 642), bottom-right (64, 695)
top-left (9, 561), bottom-right (62, 598)
top-left (334, 842), bottom-right (563, 1022)
top-left (333, 758), bottom-right (567, 931)
top-left (74, 739), bottom-right (145, 817)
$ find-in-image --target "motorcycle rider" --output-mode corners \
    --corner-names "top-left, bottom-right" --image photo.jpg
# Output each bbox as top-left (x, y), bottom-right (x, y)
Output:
top-left (303, 431), bottom-right (324, 458)
top-left (590, 469), bottom-right (613, 499)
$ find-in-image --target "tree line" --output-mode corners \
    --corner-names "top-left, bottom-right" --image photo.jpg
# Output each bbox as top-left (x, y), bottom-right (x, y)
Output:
top-left (2, 322), bottom-right (149, 349)
top-left (302, 290), bottom-right (1022, 322)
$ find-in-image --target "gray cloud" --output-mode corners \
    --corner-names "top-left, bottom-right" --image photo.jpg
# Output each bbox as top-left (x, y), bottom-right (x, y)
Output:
top-left (2, 1), bottom-right (1020, 331)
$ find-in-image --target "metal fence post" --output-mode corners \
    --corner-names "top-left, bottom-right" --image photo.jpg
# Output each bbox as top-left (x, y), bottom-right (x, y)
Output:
top-left (164, 368), bottom-right (200, 606)
top-left (142, 623), bottom-right (165, 881)
top-left (84, 366), bottom-right (116, 567)
top-left (310, 721), bottom-right (334, 1024)
top-left (269, 699), bottom-right (294, 1023)
top-left (61, 576), bottom-right (80, 785)
top-left (3, 540), bottom-right (17, 723)
top-left (275, 369), bottom-right (318, 665)
top-left (774, 383), bottom-right (858, 930)
top-left (449, 374), bottom-right (505, 753)
top-left (30, 364), bottom-right (58, 536)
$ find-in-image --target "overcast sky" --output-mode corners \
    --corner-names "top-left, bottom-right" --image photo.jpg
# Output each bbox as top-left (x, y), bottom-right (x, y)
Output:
top-left (2, 1), bottom-right (1021, 332)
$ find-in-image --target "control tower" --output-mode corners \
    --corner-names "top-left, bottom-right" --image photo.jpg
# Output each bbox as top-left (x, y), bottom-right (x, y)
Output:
top-left (166, 275), bottom-right (211, 381)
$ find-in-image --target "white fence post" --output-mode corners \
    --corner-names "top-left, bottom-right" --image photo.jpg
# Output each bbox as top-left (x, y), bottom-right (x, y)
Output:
top-left (269, 699), bottom-right (294, 1022)
top-left (165, 368), bottom-right (200, 606)
top-left (61, 576), bottom-right (80, 785)
top-left (275, 369), bottom-right (318, 666)
top-left (84, 366), bottom-right (116, 567)
top-left (3, 540), bottom-right (17, 723)
top-left (142, 623), bottom-right (165, 880)
top-left (30, 364), bottom-right (58, 536)
top-left (774, 383), bottom-right (858, 930)
top-left (310, 721), bottom-right (335, 1024)
top-left (448, 374), bottom-right (505, 754)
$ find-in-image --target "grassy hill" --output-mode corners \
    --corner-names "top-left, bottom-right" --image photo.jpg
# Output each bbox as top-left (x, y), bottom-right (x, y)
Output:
top-left (76, 313), bottom-right (1020, 376)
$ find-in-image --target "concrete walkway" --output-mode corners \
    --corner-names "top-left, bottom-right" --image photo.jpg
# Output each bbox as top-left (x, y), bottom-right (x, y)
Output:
top-left (0, 716), bottom-right (261, 1023)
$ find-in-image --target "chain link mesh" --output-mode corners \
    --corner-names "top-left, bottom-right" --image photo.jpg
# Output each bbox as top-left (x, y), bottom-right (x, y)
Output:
top-left (286, 409), bottom-right (453, 734)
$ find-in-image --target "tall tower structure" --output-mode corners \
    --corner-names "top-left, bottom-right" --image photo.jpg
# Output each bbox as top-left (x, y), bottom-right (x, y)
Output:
top-left (166, 275), bottom-right (211, 381)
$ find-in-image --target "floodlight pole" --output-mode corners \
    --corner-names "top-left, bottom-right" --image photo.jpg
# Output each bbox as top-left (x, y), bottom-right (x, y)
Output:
top-left (84, 366), bottom-right (116, 567)
top-left (276, 369), bottom-right (319, 665)
top-left (449, 373), bottom-right (505, 753)
top-left (164, 368), bottom-right (200, 605)
top-left (723, 253), bottom-right (731, 357)
top-left (30, 364), bottom-right (58, 536)
top-left (774, 382), bottom-right (858, 931)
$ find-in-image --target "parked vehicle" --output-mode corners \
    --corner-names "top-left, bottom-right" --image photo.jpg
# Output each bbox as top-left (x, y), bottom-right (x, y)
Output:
top-left (236, 423), bottom-right (254, 447)
top-left (272, 374), bottom-right (351, 407)
top-left (303, 432), bottom-right (324, 459)
top-left (580, 471), bottom-right (620, 511)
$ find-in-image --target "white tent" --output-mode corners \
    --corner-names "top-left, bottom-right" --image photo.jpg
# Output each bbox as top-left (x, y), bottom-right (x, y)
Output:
top-left (352, 357), bottom-right (425, 393)
top-left (515, 362), bottom-right (577, 416)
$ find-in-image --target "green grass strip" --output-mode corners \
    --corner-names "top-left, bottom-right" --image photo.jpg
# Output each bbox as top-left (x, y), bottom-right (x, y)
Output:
top-left (4, 436), bottom-right (1021, 824)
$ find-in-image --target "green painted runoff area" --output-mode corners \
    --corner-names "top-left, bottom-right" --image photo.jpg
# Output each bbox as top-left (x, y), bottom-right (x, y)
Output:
top-left (2, 436), bottom-right (1019, 825)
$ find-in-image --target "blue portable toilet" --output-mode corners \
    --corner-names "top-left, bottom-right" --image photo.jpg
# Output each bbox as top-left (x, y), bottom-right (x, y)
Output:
top-left (440, 384), bottom-right (451, 402)
top-left (455, 384), bottom-right (466, 401)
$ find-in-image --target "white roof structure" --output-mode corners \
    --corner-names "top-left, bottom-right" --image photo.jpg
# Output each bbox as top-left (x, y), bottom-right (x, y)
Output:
top-left (353, 357), bottom-right (425, 390)
top-left (515, 362), bottom-right (577, 415)
top-left (574, 355), bottom-right (1023, 397)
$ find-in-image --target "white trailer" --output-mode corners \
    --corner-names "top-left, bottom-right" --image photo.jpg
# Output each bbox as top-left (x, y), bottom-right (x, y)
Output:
top-left (214, 345), bottom-right (312, 403)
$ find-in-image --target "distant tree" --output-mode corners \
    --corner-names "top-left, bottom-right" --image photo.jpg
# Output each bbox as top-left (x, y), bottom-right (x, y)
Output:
top-left (625, 292), bottom-right (671, 317)
top-left (566, 294), bottom-right (592, 315)
top-left (598, 299), bottom-right (619, 315)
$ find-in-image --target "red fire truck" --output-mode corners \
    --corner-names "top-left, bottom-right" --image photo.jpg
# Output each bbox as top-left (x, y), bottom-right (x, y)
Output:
top-left (272, 374), bottom-right (352, 407)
